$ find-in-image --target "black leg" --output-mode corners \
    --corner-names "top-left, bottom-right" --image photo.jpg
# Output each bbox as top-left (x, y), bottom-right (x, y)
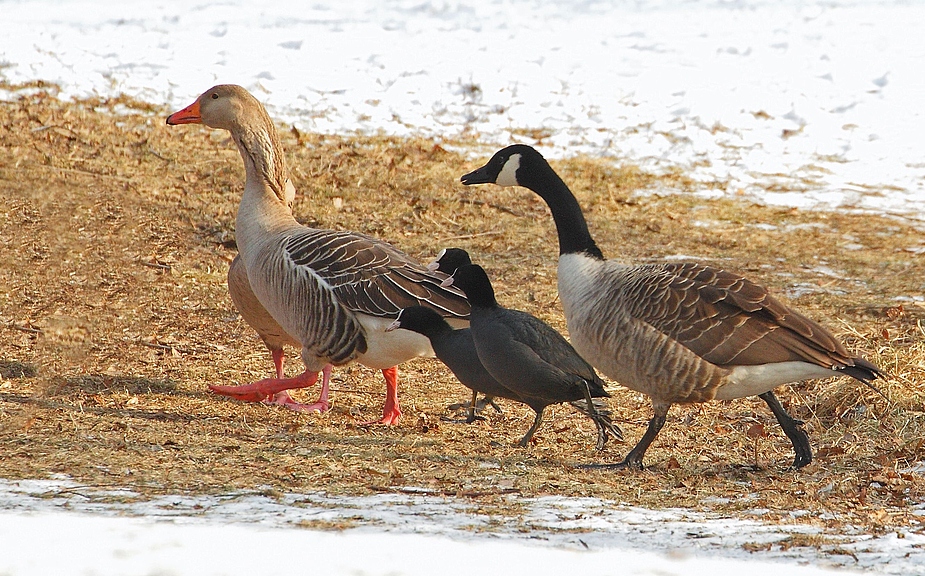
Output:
top-left (759, 391), bottom-right (812, 468)
top-left (442, 390), bottom-right (487, 424)
top-left (577, 379), bottom-right (623, 450)
top-left (582, 403), bottom-right (670, 470)
top-left (465, 389), bottom-right (485, 424)
top-left (477, 395), bottom-right (503, 414)
top-left (518, 408), bottom-right (544, 447)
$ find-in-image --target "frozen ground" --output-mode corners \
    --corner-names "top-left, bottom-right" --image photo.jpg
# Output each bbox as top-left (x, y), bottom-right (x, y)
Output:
top-left (1, 0), bottom-right (924, 218)
top-left (1, 478), bottom-right (923, 575)
top-left (1, 1), bottom-right (923, 574)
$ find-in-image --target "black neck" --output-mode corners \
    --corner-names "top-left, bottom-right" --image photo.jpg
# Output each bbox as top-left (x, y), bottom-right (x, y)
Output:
top-left (466, 285), bottom-right (498, 309)
top-left (520, 161), bottom-right (604, 260)
top-left (423, 317), bottom-right (454, 339)
top-left (455, 266), bottom-right (500, 309)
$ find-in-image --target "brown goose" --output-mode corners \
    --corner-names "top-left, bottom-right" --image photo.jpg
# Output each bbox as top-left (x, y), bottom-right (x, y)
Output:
top-left (461, 144), bottom-right (883, 468)
top-left (167, 85), bottom-right (469, 424)
top-left (227, 254), bottom-right (332, 410)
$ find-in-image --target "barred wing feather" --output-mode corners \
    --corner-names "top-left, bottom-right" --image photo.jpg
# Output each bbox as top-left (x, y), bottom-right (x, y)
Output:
top-left (618, 262), bottom-right (855, 369)
top-left (284, 229), bottom-right (469, 319)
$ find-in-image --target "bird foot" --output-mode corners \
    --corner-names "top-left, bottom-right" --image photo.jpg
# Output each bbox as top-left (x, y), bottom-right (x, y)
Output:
top-left (446, 399), bottom-right (471, 411)
top-left (447, 396), bottom-right (501, 415)
top-left (266, 391), bottom-right (330, 413)
top-left (480, 398), bottom-right (503, 414)
top-left (209, 380), bottom-right (278, 402)
top-left (359, 407), bottom-right (401, 426)
top-left (209, 371), bottom-right (320, 403)
top-left (578, 458), bottom-right (644, 471)
top-left (591, 415), bottom-right (623, 451)
top-left (440, 414), bottom-right (487, 424)
top-left (791, 454), bottom-right (812, 469)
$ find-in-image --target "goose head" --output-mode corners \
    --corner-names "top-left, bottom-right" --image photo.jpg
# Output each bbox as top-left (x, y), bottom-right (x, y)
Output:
top-left (461, 144), bottom-right (602, 259)
top-left (167, 85), bottom-right (292, 204)
top-left (166, 84), bottom-right (271, 133)
top-left (460, 144), bottom-right (548, 189)
top-left (426, 247), bottom-right (472, 274)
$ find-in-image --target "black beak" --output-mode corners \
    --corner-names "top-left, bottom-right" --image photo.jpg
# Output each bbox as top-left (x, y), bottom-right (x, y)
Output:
top-left (460, 166), bottom-right (494, 186)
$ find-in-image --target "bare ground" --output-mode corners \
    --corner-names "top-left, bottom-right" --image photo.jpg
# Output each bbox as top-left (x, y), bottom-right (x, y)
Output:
top-left (1, 85), bottom-right (924, 546)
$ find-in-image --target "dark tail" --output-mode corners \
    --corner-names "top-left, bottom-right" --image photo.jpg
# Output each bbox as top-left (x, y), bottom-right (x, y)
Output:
top-left (841, 357), bottom-right (889, 401)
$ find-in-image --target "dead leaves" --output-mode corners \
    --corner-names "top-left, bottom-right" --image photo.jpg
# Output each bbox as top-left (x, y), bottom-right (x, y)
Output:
top-left (0, 91), bottom-right (924, 540)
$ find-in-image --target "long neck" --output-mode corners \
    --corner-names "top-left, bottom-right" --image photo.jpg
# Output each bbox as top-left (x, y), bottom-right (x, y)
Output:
top-left (522, 165), bottom-right (604, 260)
top-left (233, 123), bottom-right (299, 254)
top-left (233, 123), bottom-right (291, 203)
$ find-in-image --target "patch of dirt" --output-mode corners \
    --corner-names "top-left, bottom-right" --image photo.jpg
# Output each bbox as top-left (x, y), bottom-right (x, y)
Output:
top-left (1, 86), bottom-right (924, 544)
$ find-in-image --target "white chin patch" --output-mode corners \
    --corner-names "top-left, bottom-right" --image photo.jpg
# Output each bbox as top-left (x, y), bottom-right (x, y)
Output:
top-left (496, 154), bottom-right (521, 187)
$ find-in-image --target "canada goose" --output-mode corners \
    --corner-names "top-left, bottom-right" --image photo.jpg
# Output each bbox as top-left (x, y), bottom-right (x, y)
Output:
top-left (442, 263), bottom-right (619, 448)
top-left (461, 144), bottom-right (882, 468)
top-left (167, 85), bottom-right (469, 424)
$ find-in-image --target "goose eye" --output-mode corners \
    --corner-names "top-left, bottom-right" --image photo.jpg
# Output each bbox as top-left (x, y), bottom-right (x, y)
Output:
top-left (211, 93), bottom-right (219, 100)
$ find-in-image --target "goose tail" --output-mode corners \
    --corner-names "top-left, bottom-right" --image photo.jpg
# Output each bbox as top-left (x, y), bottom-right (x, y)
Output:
top-left (841, 357), bottom-right (889, 401)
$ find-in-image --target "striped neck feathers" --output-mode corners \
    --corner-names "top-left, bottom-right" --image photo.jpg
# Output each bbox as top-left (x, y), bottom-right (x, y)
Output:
top-left (233, 120), bottom-right (291, 207)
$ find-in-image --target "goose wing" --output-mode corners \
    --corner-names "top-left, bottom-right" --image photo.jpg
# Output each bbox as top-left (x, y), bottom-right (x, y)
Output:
top-left (495, 309), bottom-right (608, 397)
top-left (285, 228), bottom-right (470, 319)
top-left (620, 262), bottom-right (854, 369)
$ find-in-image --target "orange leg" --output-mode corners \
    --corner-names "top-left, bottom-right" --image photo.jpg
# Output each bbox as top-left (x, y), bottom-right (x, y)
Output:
top-left (210, 363), bottom-right (333, 413)
top-left (361, 366), bottom-right (401, 425)
top-left (209, 370), bottom-right (319, 402)
top-left (270, 364), bottom-right (332, 413)
top-left (271, 348), bottom-right (286, 379)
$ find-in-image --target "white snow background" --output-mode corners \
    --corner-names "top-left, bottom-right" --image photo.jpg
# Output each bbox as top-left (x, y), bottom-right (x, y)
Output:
top-left (1, 0), bottom-right (924, 574)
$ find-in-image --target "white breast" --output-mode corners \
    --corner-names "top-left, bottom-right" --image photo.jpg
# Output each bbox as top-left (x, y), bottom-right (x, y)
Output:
top-left (557, 253), bottom-right (604, 313)
top-left (356, 314), bottom-right (435, 369)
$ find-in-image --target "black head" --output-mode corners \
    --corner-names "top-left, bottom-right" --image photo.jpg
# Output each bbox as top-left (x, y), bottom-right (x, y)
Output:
top-left (448, 264), bottom-right (497, 308)
top-left (427, 247), bottom-right (472, 275)
top-left (460, 144), bottom-right (547, 188)
top-left (386, 306), bottom-right (451, 338)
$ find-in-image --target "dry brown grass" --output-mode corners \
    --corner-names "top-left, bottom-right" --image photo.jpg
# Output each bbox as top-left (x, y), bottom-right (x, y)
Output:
top-left (1, 85), bottom-right (924, 541)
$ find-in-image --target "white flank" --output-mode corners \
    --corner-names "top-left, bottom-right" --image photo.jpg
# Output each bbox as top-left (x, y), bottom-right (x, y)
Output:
top-left (718, 361), bottom-right (839, 400)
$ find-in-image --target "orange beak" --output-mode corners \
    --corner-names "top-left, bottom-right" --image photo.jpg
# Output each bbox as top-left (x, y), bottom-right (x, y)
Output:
top-left (166, 100), bottom-right (202, 125)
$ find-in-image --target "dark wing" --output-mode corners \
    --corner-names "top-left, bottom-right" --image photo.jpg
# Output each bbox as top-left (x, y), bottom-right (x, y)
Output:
top-left (619, 262), bottom-right (856, 369)
top-left (433, 329), bottom-right (526, 401)
top-left (284, 229), bottom-right (470, 320)
top-left (497, 308), bottom-right (608, 398)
